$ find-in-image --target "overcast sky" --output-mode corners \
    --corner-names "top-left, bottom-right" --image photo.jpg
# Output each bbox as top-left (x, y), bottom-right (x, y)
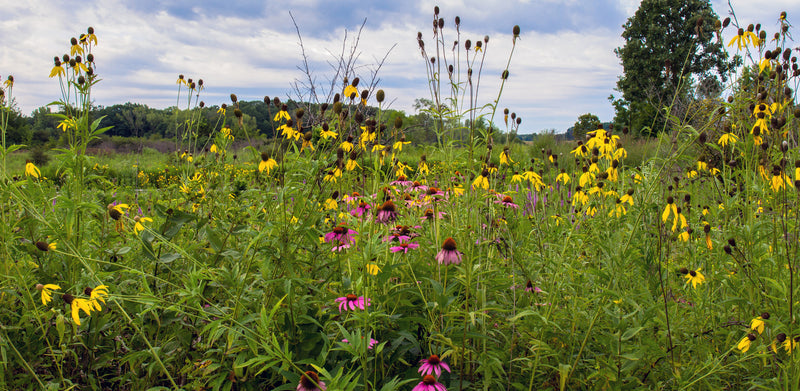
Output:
top-left (1, 0), bottom-right (798, 133)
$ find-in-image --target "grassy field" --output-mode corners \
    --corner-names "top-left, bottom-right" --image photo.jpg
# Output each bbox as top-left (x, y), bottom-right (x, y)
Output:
top-left (2, 9), bottom-right (800, 391)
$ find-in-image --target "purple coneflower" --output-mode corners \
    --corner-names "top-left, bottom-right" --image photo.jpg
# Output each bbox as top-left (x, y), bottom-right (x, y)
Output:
top-left (335, 294), bottom-right (371, 312)
top-left (376, 200), bottom-right (398, 223)
top-left (350, 200), bottom-right (371, 217)
top-left (435, 238), bottom-right (463, 265)
top-left (297, 371), bottom-right (326, 391)
top-left (421, 208), bottom-right (446, 221)
top-left (418, 354), bottom-right (451, 377)
top-left (324, 224), bottom-right (358, 245)
top-left (408, 181), bottom-right (428, 192)
top-left (390, 242), bottom-right (420, 253)
top-left (412, 375), bottom-right (447, 391)
top-left (494, 195), bottom-right (519, 209)
top-left (390, 175), bottom-right (414, 187)
top-left (525, 280), bottom-right (542, 293)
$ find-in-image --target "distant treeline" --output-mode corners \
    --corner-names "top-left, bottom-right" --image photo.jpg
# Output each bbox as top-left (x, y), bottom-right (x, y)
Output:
top-left (3, 98), bottom-right (539, 149)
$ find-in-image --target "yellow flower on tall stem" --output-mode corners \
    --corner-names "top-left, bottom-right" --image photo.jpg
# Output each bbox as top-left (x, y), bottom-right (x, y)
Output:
top-left (134, 216), bottom-right (153, 234)
top-left (25, 160), bottom-right (41, 179)
top-left (683, 267), bottom-right (705, 289)
top-left (737, 333), bottom-right (756, 352)
top-left (259, 153), bottom-right (278, 174)
top-left (87, 285), bottom-right (109, 311)
top-left (38, 284), bottom-right (61, 305)
top-left (717, 132), bottom-right (737, 147)
top-left (472, 170), bottom-right (489, 190)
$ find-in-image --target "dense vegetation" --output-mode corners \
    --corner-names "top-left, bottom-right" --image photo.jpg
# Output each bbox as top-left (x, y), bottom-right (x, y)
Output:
top-left (2, 4), bottom-right (800, 391)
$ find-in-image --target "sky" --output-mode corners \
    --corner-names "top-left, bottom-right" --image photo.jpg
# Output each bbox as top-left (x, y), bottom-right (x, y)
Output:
top-left (1, 0), bottom-right (798, 134)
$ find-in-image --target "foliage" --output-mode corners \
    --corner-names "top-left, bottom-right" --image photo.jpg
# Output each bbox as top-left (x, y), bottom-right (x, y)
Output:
top-left (613, 0), bottom-right (734, 136)
top-left (572, 113), bottom-right (601, 140)
top-left (2, 5), bottom-right (800, 391)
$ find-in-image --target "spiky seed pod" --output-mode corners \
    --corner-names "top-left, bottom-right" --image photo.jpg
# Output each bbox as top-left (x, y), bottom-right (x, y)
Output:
top-left (360, 89), bottom-right (369, 102)
top-left (199, 101), bottom-right (205, 108)
top-left (455, 16), bottom-right (460, 26)
top-left (722, 17), bottom-right (730, 28)
top-left (438, 18), bottom-right (444, 29)
top-left (273, 96), bottom-right (281, 106)
top-left (234, 108), bottom-right (243, 119)
top-left (295, 108), bottom-right (304, 119)
top-left (513, 25), bottom-right (520, 38)
top-left (264, 96), bottom-right (270, 105)
top-left (230, 93), bottom-right (237, 103)
top-left (376, 89), bottom-right (385, 103)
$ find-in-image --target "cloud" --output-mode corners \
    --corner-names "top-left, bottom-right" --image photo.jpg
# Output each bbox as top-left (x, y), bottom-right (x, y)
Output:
top-left (3, 0), bottom-right (796, 134)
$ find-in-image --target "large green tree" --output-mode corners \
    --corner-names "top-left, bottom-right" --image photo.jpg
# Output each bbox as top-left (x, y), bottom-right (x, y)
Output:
top-left (613, 0), bottom-right (733, 136)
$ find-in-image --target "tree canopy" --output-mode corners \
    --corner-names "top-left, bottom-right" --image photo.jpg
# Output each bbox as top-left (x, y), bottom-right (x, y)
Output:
top-left (613, 0), bottom-right (734, 136)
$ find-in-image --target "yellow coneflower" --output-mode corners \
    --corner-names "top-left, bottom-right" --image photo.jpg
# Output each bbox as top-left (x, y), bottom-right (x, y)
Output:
top-left (682, 267), bottom-right (705, 289)
top-left (37, 283), bottom-right (61, 305)
top-left (555, 170), bottom-right (570, 185)
top-left (499, 148), bottom-right (513, 166)
top-left (472, 170), bottom-right (490, 190)
top-left (418, 155), bottom-right (429, 175)
top-left (134, 216), bottom-right (153, 234)
top-left (259, 153), bottom-right (278, 174)
top-left (25, 160), bottom-right (41, 179)
top-left (737, 333), bottom-right (756, 352)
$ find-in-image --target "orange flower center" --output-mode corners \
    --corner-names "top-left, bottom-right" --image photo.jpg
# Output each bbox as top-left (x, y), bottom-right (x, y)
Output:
top-left (442, 237), bottom-right (457, 251)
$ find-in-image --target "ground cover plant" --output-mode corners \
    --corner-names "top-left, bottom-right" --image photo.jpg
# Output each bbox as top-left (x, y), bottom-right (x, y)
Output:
top-left (2, 4), bottom-right (800, 391)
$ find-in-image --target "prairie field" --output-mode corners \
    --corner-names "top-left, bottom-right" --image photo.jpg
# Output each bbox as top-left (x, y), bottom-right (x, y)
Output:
top-left (2, 4), bottom-right (800, 391)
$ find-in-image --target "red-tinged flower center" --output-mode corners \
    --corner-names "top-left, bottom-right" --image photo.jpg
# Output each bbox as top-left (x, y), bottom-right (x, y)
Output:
top-left (359, 201), bottom-right (368, 208)
top-left (424, 209), bottom-right (434, 217)
top-left (398, 175), bottom-right (407, 181)
top-left (442, 237), bottom-right (457, 251)
top-left (300, 371), bottom-right (320, 387)
top-left (351, 192), bottom-right (360, 197)
top-left (428, 354), bottom-right (440, 365)
top-left (400, 243), bottom-right (409, 248)
top-left (502, 196), bottom-right (513, 203)
top-left (381, 200), bottom-right (396, 212)
top-left (346, 294), bottom-right (358, 300)
top-left (413, 181), bottom-right (421, 187)
top-left (422, 374), bottom-right (437, 384)
top-left (427, 187), bottom-right (440, 195)
top-left (333, 226), bottom-right (346, 234)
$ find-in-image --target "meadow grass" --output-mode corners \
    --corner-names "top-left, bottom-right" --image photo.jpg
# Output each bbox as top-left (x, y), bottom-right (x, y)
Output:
top-left (1, 6), bottom-right (800, 391)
